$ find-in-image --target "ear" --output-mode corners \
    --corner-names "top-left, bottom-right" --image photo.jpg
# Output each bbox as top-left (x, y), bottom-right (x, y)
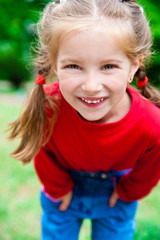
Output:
top-left (129, 56), bottom-right (142, 83)
top-left (52, 61), bottom-right (58, 76)
top-left (48, 55), bottom-right (58, 75)
top-left (53, 66), bottom-right (58, 75)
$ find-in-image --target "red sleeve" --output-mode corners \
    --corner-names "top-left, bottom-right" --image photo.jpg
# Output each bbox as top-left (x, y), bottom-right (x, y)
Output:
top-left (117, 140), bottom-right (160, 202)
top-left (34, 144), bottom-right (74, 199)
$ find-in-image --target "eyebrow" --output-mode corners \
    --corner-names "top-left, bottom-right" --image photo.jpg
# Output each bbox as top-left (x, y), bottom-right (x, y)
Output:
top-left (101, 59), bottom-right (123, 64)
top-left (60, 58), bottom-right (124, 65)
top-left (60, 58), bottom-right (81, 64)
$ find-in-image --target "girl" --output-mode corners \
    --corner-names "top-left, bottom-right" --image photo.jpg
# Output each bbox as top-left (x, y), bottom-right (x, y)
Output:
top-left (8, 0), bottom-right (160, 239)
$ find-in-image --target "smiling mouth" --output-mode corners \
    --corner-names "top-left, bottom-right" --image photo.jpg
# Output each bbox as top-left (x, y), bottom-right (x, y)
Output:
top-left (81, 98), bottom-right (104, 104)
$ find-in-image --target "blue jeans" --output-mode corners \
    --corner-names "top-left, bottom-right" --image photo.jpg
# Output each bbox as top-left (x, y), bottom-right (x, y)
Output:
top-left (40, 170), bottom-right (138, 240)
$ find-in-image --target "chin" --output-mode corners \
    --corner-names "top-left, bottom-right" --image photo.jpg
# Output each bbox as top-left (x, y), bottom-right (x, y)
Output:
top-left (81, 115), bottom-right (104, 123)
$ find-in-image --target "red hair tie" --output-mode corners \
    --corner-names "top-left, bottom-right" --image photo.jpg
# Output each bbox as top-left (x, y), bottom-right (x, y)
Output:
top-left (35, 74), bottom-right (46, 85)
top-left (137, 76), bottom-right (148, 88)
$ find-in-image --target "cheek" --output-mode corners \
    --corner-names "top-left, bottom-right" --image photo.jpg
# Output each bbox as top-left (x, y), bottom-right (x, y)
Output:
top-left (59, 72), bottom-right (81, 90)
top-left (59, 77), bottom-right (74, 90)
top-left (104, 76), bottom-right (127, 90)
top-left (58, 79), bottom-right (75, 99)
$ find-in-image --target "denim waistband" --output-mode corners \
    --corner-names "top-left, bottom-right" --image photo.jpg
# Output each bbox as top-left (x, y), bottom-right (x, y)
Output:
top-left (68, 169), bottom-right (131, 197)
top-left (69, 169), bottom-right (131, 180)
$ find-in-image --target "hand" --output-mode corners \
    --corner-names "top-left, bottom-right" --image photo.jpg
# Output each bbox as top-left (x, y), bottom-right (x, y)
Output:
top-left (109, 188), bottom-right (119, 208)
top-left (58, 190), bottom-right (73, 211)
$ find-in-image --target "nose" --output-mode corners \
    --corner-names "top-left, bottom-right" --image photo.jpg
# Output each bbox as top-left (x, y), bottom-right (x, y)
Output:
top-left (81, 72), bottom-right (102, 93)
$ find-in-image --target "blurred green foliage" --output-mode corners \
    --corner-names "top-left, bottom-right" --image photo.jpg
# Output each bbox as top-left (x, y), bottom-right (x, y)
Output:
top-left (0, 0), bottom-right (160, 87)
top-left (138, 0), bottom-right (160, 86)
top-left (0, 0), bottom-right (49, 87)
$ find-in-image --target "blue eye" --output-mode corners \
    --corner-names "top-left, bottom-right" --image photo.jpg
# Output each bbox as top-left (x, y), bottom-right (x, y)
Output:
top-left (66, 65), bottom-right (80, 69)
top-left (102, 64), bottom-right (116, 70)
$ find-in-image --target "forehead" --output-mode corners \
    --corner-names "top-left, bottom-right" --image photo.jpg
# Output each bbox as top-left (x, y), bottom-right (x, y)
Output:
top-left (57, 23), bottom-right (127, 60)
top-left (59, 17), bottom-right (132, 47)
top-left (51, 17), bottom-right (135, 65)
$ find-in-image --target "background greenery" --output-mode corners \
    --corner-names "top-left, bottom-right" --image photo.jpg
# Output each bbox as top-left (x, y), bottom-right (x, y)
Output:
top-left (0, 96), bottom-right (160, 239)
top-left (0, 0), bottom-right (160, 88)
top-left (0, 0), bottom-right (160, 239)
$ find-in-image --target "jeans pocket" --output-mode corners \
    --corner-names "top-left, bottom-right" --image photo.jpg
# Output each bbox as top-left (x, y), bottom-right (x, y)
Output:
top-left (115, 199), bottom-right (138, 221)
top-left (40, 191), bottom-right (61, 213)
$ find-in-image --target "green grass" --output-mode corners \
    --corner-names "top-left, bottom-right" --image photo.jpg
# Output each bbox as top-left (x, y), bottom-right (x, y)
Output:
top-left (0, 93), bottom-right (160, 240)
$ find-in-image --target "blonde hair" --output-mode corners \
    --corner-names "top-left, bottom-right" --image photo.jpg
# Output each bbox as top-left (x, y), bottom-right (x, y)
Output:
top-left (8, 0), bottom-right (160, 164)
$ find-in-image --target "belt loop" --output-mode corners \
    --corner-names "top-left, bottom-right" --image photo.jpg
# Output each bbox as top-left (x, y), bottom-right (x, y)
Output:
top-left (90, 173), bottom-right (95, 177)
top-left (100, 173), bottom-right (108, 179)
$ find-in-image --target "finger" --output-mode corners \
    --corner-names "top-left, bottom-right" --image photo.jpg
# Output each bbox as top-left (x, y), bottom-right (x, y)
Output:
top-left (59, 201), bottom-right (69, 211)
top-left (109, 192), bottom-right (118, 208)
top-left (59, 194), bottom-right (72, 211)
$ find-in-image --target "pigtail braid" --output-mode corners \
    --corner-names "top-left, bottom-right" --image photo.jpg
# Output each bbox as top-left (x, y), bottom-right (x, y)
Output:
top-left (135, 66), bottom-right (160, 108)
top-left (8, 85), bottom-right (47, 164)
top-left (8, 49), bottom-right (60, 164)
top-left (35, 48), bottom-right (52, 78)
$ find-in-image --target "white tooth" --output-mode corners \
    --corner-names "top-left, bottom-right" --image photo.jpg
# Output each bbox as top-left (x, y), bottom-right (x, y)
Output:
top-left (81, 98), bottom-right (104, 103)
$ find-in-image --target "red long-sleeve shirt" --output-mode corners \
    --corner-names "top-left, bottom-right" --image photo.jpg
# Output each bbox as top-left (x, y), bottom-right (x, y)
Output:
top-left (34, 82), bottom-right (160, 201)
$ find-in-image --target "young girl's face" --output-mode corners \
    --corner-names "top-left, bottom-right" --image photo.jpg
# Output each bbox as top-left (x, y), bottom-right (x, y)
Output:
top-left (54, 26), bottom-right (140, 124)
